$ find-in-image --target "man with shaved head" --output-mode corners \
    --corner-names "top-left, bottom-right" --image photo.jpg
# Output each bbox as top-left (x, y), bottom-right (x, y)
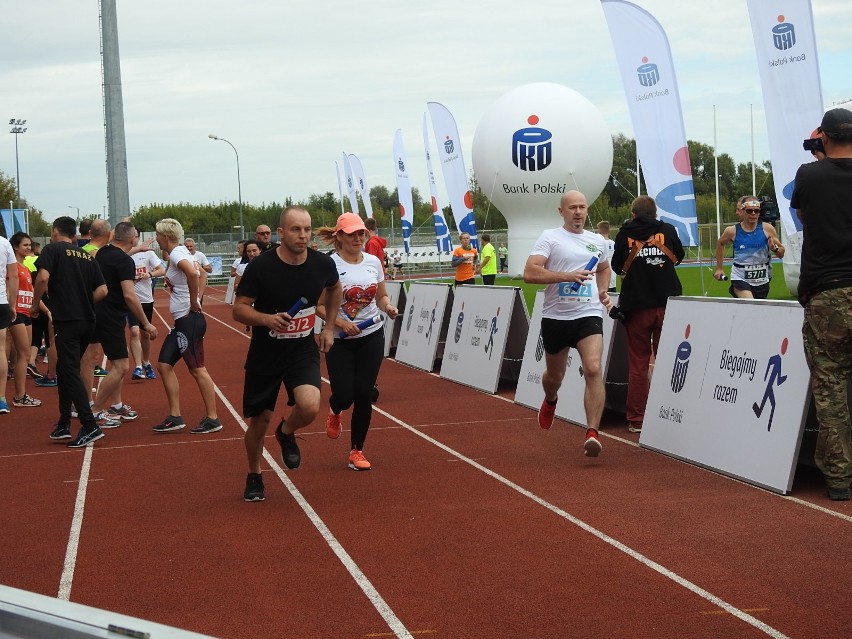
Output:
top-left (524, 190), bottom-right (612, 457)
top-left (234, 206), bottom-right (341, 501)
top-left (255, 224), bottom-right (279, 253)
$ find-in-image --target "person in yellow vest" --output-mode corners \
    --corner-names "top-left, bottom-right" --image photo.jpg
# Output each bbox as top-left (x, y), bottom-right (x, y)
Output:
top-left (477, 233), bottom-right (497, 285)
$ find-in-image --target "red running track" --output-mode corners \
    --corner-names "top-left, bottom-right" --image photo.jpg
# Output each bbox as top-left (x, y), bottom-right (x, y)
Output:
top-left (1, 286), bottom-right (850, 638)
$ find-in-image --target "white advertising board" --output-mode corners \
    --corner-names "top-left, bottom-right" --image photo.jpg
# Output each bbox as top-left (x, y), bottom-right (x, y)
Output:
top-left (515, 290), bottom-right (618, 427)
top-left (395, 282), bottom-right (453, 372)
top-left (641, 297), bottom-right (810, 494)
top-left (440, 286), bottom-right (529, 393)
top-left (382, 280), bottom-right (405, 357)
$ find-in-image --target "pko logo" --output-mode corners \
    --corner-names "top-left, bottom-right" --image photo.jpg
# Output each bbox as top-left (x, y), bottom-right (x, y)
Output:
top-left (398, 158), bottom-right (405, 172)
top-left (772, 15), bottom-right (796, 50)
top-left (637, 56), bottom-right (659, 87)
top-left (443, 136), bottom-right (454, 154)
top-left (670, 324), bottom-right (692, 393)
top-left (512, 115), bottom-right (552, 172)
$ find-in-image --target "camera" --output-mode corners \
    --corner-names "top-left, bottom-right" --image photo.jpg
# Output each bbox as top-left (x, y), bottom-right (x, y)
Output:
top-left (758, 196), bottom-right (780, 223)
top-left (609, 305), bottom-right (629, 324)
top-left (802, 137), bottom-right (825, 154)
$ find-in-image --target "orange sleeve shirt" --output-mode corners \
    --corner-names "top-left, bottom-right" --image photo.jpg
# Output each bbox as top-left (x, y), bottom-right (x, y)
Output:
top-left (453, 246), bottom-right (477, 281)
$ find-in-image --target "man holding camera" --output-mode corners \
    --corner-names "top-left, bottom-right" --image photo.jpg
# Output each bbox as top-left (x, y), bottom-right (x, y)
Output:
top-left (611, 196), bottom-right (684, 434)
top-left (791, 107), bottom-right (852, 502)
top-left (714, 196), bottom-right (784, 298)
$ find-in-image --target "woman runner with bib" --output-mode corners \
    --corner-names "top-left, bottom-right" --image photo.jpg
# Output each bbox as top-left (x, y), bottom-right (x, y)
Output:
top-left (313, 213), bottom-right (399, 471)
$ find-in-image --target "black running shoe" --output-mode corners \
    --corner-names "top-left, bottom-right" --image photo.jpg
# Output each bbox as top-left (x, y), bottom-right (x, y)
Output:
top-left (275, 421), bottom-right (300, 469)
top-left (152, 415), bottom-right (185, 433)
top-left (67, 427), bottom-right (105, 448)
top-left (190, 417), bottom-right (223, 434)
top-left (50, 424), bottom-right (72, 440)
top-left (244, 473), bottom-right (265, 502)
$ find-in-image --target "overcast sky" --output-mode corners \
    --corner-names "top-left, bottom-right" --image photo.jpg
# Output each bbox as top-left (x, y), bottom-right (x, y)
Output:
top-left (3, 0), bottom-right (849, 223)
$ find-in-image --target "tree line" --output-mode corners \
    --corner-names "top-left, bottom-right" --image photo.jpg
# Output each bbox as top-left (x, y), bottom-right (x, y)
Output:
top-left (1, 134), bottom-right (776, 239)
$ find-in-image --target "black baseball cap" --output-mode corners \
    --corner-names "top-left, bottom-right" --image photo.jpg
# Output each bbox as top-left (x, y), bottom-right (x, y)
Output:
top-left (819, 108), bottom-right (852, 136)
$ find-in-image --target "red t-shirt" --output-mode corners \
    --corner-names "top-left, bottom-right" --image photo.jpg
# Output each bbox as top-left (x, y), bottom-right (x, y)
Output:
top-left (364, 234), bottom-right (388, 273)
top-left (15, 262), bottom-right (34, 316)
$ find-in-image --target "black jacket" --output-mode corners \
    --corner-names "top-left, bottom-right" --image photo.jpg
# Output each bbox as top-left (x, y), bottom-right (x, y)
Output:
top-left (611, 217), bottom-right (685, 312)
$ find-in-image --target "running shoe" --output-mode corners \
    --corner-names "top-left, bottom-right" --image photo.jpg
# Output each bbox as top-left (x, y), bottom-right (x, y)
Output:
top-left (95, 412), bottom-right (121, 429)
top-left (107, 404), bottom-right (138, 421)
top-left (153, 415), bottom-right (185, 433)
top-left (326, 410), bottom-right (342, 439)
top-left (348, 448), bottom-right (372, 471)
top-left (244, 473), bottom-right (265, 502)
top-left (35, 375), bottom-right (57, 387)
top-left (13, 394), bottom-right (41, 407)
top-left (50, 424), bottom-right (72, 440)
top-left (538, 398), bottom-right (557, 430)
top-left (144, 363), bottom-right (157, 380)
top-left (67, 427), bottom-right (105, 448)
top-left (26, 363), bottom-right (43, 379)
top-left (275, 421), bottom-right (301, 469)
top-left (93, 366), bottom-right (109, 377)
top-left (627, 422), bottom-right (643, 433)
top-left (190, 417), bottom-right (223, 434)
top-left (131, 366), bottom-right (144, 380)
top-left (584, 429), bottom-right (602, 457)
top-left (0, 399), bottom-right (8, 414)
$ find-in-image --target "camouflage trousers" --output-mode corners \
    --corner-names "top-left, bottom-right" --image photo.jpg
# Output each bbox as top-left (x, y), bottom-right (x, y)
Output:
top-left (802, 287), bottom-right (852, 489)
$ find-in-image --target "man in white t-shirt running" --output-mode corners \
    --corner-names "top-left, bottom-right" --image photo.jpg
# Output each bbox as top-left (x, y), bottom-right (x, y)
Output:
top-left (524, 190), bottom-right (613, 457)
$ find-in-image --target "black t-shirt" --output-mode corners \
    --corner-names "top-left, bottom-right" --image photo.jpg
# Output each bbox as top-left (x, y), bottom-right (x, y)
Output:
top-left (611, 218), bottom-right (684, 311)
top-left (791, 157), bottom-right (852, 297)
top-left (236, 248), bottom-right (339, 368)
top-left (34, 241), bottom-right (105, 322)
top-left (95, 243), bottom-right (136, 321)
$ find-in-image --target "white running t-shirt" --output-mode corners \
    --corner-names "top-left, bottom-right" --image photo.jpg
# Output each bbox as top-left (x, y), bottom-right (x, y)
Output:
top-left (530, 227), bottom-right (606, 321)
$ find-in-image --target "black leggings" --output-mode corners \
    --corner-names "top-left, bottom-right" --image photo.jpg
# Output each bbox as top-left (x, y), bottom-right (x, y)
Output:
top-left (325, 329), bottom-right (384, 450)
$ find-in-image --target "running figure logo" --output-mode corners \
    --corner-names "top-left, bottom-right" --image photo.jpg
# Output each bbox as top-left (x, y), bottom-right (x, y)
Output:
top-left (425, 300), bottom-right (438, 344)
top-left (752, 337), bottom-right (789, 432)
top-left (484, 307), bottom-right (500, 359)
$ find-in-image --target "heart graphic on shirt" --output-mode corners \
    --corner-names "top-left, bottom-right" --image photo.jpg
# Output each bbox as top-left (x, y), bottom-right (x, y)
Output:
top-left (341, 283), bottom-right (377, 320)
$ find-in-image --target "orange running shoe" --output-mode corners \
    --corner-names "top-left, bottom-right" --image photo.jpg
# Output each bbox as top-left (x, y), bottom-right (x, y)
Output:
top-left (538, 398), bottom-right (557, 430)
top-left (326, 411), bottom-right (342, 439)
top-left (348, 448), bottom-right (371, 471)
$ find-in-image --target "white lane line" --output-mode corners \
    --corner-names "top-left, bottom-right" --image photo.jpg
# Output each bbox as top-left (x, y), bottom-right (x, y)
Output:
top-left (371, 405), bottom-right (792, 639)
top-left (213, 387), bottom-right (414, 639)
top-left (57, 444), bottom-right (95, 601)
top-left (202, 306), bottom-right (852, 524)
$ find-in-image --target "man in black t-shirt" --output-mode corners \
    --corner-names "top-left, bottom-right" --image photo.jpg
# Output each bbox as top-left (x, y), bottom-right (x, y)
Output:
top-left (254, 224), bottom-right (279, 253)
top-left (791, 107), bottom-right (852, 502)
top-left (85, 222), bottom-right (158, 426)
top-left (233, 206), bottom-right (341, 501)
top-left (31, 216), bottom-right (107, 448)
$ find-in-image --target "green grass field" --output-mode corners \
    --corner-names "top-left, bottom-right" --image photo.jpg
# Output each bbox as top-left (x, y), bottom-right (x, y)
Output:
top-left (413, 262), bottom-right (795, 313)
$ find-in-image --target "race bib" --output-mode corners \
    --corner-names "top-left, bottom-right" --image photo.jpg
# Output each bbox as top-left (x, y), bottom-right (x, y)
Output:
top-left (743, 264), bottom-right (769, 281)
top-left (557, 282), bottom-right (593, 303)
top-left (269, 307), bottom-right (316, 339)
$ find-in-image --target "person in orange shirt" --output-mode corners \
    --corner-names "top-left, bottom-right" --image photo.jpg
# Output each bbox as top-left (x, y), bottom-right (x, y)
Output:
top-left (451, 232), bottom-right (477, 286)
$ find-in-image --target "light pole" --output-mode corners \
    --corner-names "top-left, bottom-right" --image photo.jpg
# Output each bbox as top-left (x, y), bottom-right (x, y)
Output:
top-left (68, 205), bottom-right (80, 220)
top-left (208, 134), bottom-right (244, 238)
top-left (8, 118), bottom-right (27, 205)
